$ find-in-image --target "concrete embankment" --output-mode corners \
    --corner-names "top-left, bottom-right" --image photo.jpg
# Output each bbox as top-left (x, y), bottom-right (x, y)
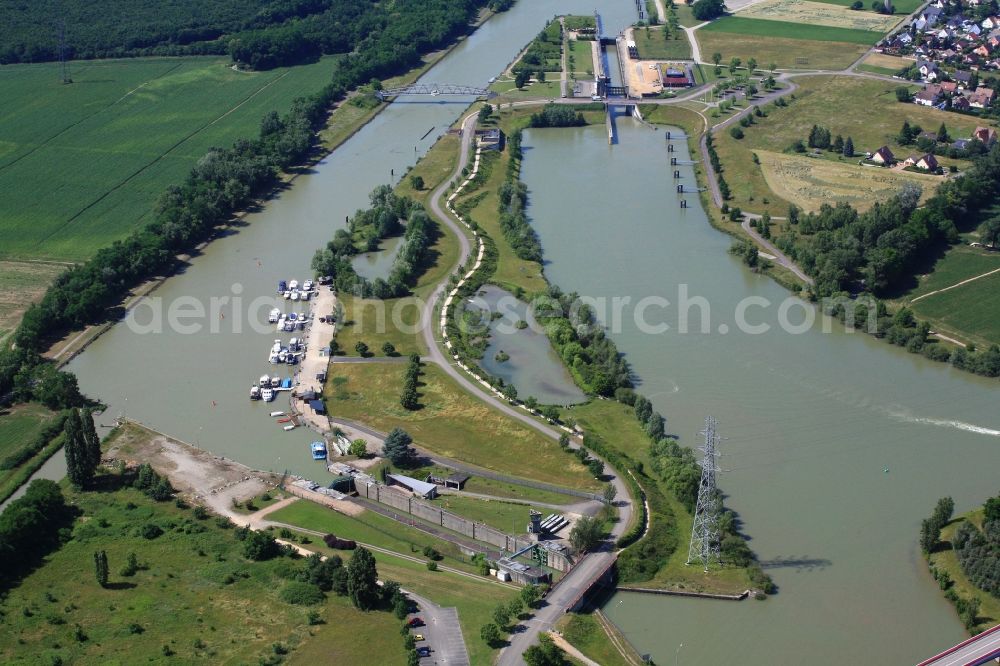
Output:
top-left (616, 586), bottom-right (750, 601)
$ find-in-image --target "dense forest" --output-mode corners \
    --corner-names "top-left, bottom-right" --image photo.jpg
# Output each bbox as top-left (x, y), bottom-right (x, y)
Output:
top-left (0, 0), bottom-right (509, 67)
top-left (310, 186), bottom-right (436, 299)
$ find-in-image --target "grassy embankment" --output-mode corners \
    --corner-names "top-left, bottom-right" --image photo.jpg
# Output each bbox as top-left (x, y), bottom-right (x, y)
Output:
top-left (696, 19), bottom-right (873, 70)
top-left (0, 403), bottom-right (62, 504)
top-left (711, 75), bottom-right (984, 219)
top-left (556, 612), bottom-right (640, 666)
top-left (0, 484), bottom-right (406, 665)
top-left (266, 499), bottom-right (478, 573)
top-left (571, 400), bottom-right (756, 594)
top-left (895, 242), bottom-right (1000, 347)
top-left (929, 509), bottom-right (1000, 634)
top-left (324, 361), bottom-right (599, 491)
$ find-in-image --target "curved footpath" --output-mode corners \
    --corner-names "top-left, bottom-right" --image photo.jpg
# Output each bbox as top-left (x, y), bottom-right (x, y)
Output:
top-left (419, 112), bottom-right (636, 666)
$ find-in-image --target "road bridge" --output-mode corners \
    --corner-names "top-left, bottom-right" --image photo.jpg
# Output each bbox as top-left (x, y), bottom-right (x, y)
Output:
top-left (916, 624), bottom-right (1000, 666)
top-left (376, 83), bottom-right (495, 100)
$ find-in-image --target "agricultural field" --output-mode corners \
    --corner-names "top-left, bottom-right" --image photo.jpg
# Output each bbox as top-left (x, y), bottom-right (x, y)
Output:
top-left (695, 31), bottom-right (870, 70)
top-left (813, 0), bottom-right (923, 12)
top-left (698, 16), bottom-right (883, 45)
top-left (908, 269), bottom-right (1000, 346)
top-left (713, 76), bottom-right (985, 216)
top-left (0, 403), bottom-right (61, 503)
top-left (0, 484), bottom-right (406, 665)
top-left (0, 57), bottom-right (336, 263)
top-left (323, 361), bottom-right (600, 490)
top-left (633, 27), bottom-right (693, 60)
top-left (755, 151), bottom-right (941, 213)
top-left (902, 243), bottom-right (1000, 302)
top-left (858, 51), bottom-right (913, 76)
top-left (738, 0), bottom-right (901, 32)
top-left (0, 260), bottom-right (66, 340)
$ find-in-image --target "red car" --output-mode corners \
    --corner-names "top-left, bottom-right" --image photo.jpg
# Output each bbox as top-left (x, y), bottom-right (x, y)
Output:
top-left (408, 617), bottom-right (424, 627)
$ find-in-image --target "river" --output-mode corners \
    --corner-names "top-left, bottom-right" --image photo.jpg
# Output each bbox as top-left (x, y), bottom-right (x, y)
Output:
top-left (58, 0), bottom-right (637, 484)
top-left (37, 2), bottom-right (1000, 662)
top-left (520, 120), bottom-right (1000, 665)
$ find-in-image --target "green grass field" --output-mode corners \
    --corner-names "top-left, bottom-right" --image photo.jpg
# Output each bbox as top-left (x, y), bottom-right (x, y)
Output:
top-left (695, 31), bottom-right (870, 70)
top-left (902, 244), bottom-right (1000, 301)
top-left (0, 485), bottom-right (405, 665)
top-left (633, 27), bottom-right (693, 60)
top-left (431, 494), bottom-right (551, 533)
top-left (856, 63), bottom-right (899, 76)
top-left (909, 270), bottom-right (1000, 346)
top-left (0, 57), bottom-right (338, 263)
top-left (699, 16), bottom-right (882, 44)
top-left (568, 38), bottom-right (596, 78)
top-left (324, 361), bottom-right (599, 490)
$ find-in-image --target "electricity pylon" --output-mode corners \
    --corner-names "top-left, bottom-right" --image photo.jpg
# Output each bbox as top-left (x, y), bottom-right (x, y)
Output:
top-left (686, 417), bottom-right (722, 571)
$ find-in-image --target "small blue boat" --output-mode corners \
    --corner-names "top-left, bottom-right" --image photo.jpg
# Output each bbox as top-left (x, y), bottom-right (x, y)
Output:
top-left (278, 280), bottom-right (287, 293)
top-left (311, 442), bottom-right (327, 460)
top-left (281, 378), bottom-right (293, 389)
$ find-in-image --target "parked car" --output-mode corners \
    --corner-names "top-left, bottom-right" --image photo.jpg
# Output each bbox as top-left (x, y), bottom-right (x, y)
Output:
top-left (417, 646), bottom-right (431, 657)
top-left (414, 634), bottom-right (424, 641)
top-left (408, 617), bottom-right (424, 627)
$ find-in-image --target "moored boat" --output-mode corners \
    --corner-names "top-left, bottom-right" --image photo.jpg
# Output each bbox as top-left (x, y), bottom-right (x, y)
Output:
top-left (250, 385), bottom-right (261, 400)
top-left (311, 441), bottom-right (327, 460)
top-left (261, 388), bottom-right (275, 402)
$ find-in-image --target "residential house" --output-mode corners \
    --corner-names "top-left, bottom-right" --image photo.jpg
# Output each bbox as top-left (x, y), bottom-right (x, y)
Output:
top-left (983, 16), bottom-right (1000, 29)
top-left (940, 81), bottom-right (959, 93)
top-left (974, 125), bottom-right (998, 145)
top-left (871, 146), bottom-right (896, 165)
top-left (969, 86), bottom-right (996, 108)
top-left (952, 138), bottom-right (971, 150)
top-left (918, 130), bottom-right (939, 142)
top-left (917, 60), bottom-right (940, 80)
top-left (915, 84), bottom-right (943, 106)
top-left (954, 70), bottom-right (974, 88)
top-left (904, 153), bottom-right (939, 171)
top-left (952, 95), bottom-right (972, 111)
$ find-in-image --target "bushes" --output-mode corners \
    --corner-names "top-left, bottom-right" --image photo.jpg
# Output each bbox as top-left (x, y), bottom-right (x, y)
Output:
top-left (279, 581), bottom-right (326, 605)
top-left (0, 480), bottom-right (75, 587)
top-left (496, 131), bottom-right (544, 263)
top-left (529, 104), bottom-right (586, 128)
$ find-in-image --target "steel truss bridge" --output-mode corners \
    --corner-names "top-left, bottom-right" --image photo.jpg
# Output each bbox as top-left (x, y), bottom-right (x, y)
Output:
top-left (376, 83), bottom-right (495, 100)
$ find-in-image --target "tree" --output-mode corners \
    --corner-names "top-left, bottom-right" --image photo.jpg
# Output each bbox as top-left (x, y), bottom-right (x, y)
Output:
top-left (569, 516), bottom-right (604, 553)
top-left (81, 408), bottom-right (101, 472)
top-left (602, 483), bottom-right (618, 504)
top-left (712, 52), bottom-right (722, 66)
top-left (64, 409), bottom-right (93, 488)
top-left (979, 216), bottom-right (1000, 248)
top-left (348, 439), bottom-right (368, 458)
top-left (746, 57), bottom-right (757, 74)
top-left (984, 493), bottom-right (1000, 522)
top-left (729, 56), bottom-right (741, 75)
top-left (381, 341), bottom-right (396, 356)
top-left (895, 86), bottom-right (912, 102)
top-left (244, 530), bottom-right (281, 561)
top-left (692, 0), bottom-right (727, 21)
top-left (347, 547), bottom-right (380, 610)
top-left (480, 622), bottom-right (503, 647)
top-left (478, 104), bottom-right (493, 124)
top-left (937, 122), bottom-right (949, 143)
top-left (355, 341), bottom-right (369, 357)
top-left (843, 136), bottom-right (854, 157)
top-left (382, 427), bottom-right (415, 466)
top-left (492, 603), bottom-right (512, 628)
top-left (515, 69), bottom-right (530, 89)
top-left (520, 583), bottom-right (541, 609)
top-left (920, 496), bottom-right (955, 552)
top-left (94, 550), bottom-right (109, 588)
top-left (408, 175), bottom-right (424, 191)
top-left (833, 135), bottom-right (844, 154)
top-left (524, 635), bottom-right (571, 665)
top-left (729, 126), bottom-right (744, 140)
top-left (537, 69), bottom-right (546, 82)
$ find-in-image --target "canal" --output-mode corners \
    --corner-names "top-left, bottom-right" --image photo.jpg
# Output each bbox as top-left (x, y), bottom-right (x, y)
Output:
top-left (41, 1), bottom-right (999, 663)
top-left (62, 0), bottom-right (638, 482)
top-left (520, 119), bottom-right (999, 665)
